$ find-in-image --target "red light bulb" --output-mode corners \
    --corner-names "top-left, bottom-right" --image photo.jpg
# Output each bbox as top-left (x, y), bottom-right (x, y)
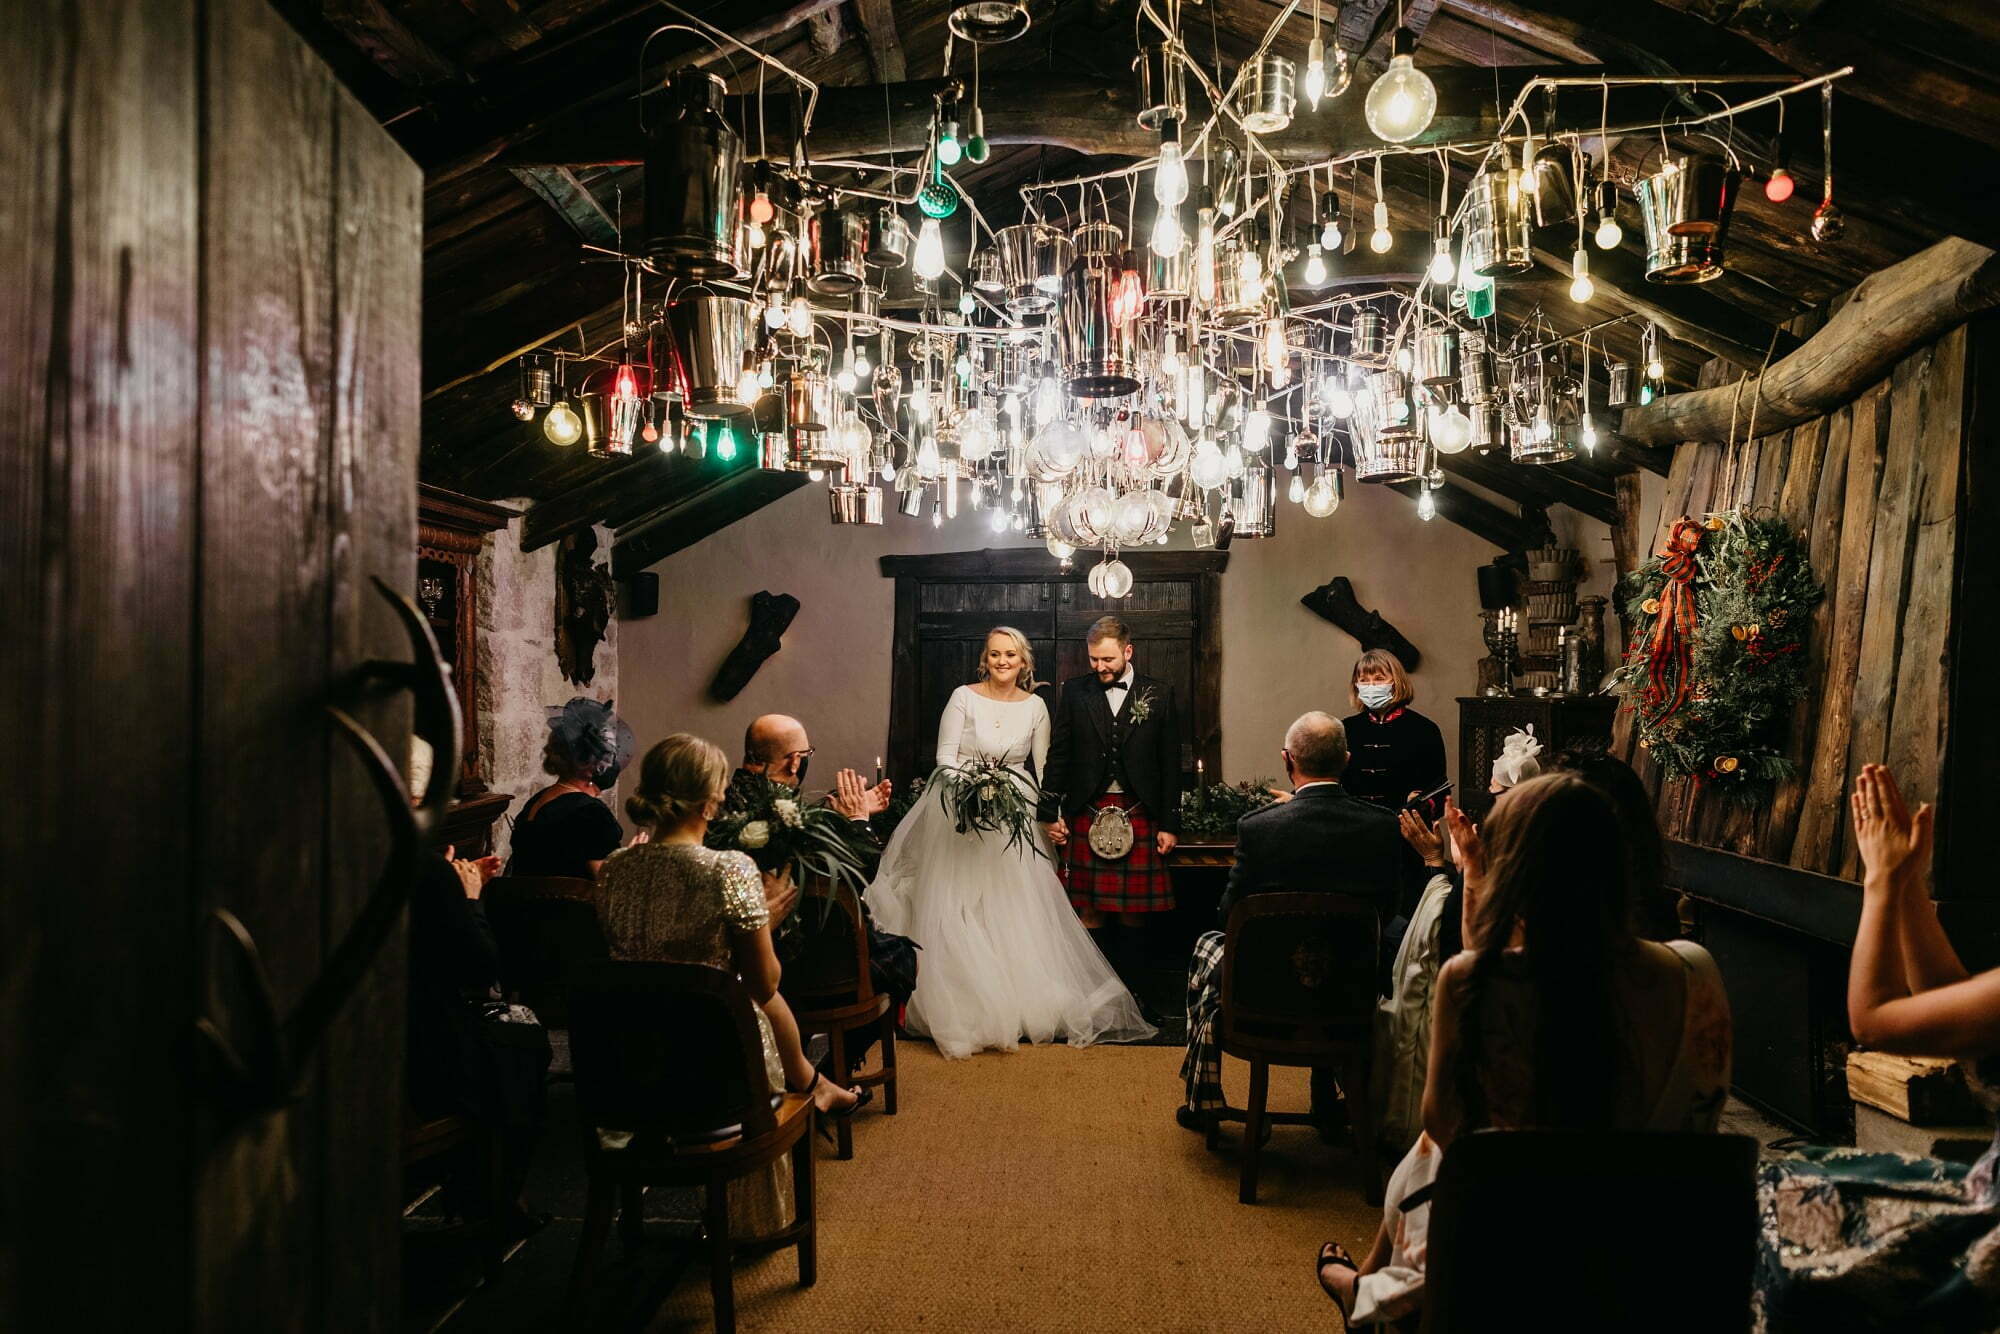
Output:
top-left (614, 364), bottom-right (640, 400)
top-left (748, 190), bottom-right (776, 225)
top-left (1764, 168), bottom-right (1795, 203)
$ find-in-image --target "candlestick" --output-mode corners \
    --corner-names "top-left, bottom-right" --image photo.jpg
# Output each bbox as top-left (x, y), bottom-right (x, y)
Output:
top-left (874, 756), bottom-right (883, 784)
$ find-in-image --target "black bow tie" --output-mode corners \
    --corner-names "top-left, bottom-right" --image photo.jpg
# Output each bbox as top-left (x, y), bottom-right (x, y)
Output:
top-left (1101, 679), bottom-right (1128, 692)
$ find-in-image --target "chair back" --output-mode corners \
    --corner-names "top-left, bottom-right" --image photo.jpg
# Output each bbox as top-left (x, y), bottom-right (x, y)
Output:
top-left (482, 875), bottom-right (608, 1025)
top-left (1220, 892), bottom-right (1379, 1060)
top-left (567, 962), bottom-right (782, 1147)
top-left (780, 879), bottom-right (875, 1006)
top-left (1424, 1129), bottom-right (1758, 1333)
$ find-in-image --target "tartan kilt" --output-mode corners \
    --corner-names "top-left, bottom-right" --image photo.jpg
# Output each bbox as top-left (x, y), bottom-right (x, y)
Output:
top-left (1065, 793), bottom-right (1175, 913)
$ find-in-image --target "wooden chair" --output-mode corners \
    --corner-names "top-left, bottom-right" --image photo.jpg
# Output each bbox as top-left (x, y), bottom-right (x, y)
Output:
top-left (566, 962), bottom-right (816, 1334)
top-left (1423, 1129), bottom-right (1758, 1333)
top-left (481, 875), bottom-right (606, 1030)
top-left (778, 880), bottom-right (897, 1159)
top-left (1209, 892), bottom-right (1383, 1205)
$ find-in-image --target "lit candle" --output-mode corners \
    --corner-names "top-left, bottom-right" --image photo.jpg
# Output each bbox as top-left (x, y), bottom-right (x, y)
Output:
top-left (874, 756), bottom-right (883, 784)
top-left (1197, 758), bottom-right (1206, 787)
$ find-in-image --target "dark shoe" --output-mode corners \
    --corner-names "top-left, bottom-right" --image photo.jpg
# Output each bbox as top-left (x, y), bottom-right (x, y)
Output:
top-left (1313, 1096), bottom-right (1351, 1144)
top-left (1175, 1104), bottom-right (1211, 1134)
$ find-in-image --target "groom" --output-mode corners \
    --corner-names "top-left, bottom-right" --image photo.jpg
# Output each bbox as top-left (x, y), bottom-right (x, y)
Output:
top-left (1041, 616), bottom-right (1183, 1008)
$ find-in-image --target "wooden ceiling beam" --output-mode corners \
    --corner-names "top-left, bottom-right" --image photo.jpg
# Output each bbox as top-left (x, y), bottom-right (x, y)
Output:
top-left (1440, 448), bottom-right (1619, 524)
top-left (521, 450), bottom-right (680, 552)
top-left (852, 0), bottom-right (907, 82)
top-left (611, 466), bottom-right (812, 577)
top-left (1386, 477), bottom-right (1555, 551)
top-left (506, 166), bottom-right (621, 247)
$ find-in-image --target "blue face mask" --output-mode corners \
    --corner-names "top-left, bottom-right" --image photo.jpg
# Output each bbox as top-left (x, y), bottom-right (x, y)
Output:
top-left (1357, 683), bottom-right (1395, 711)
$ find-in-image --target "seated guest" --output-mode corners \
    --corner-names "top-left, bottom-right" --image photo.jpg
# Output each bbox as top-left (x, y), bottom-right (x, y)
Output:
top-left (408, 845), bottom-right (552, 1237)
top-left (1758, 764), bottom-right (2000, 1332)
top-left (1548, 743), bottom-right (1680, 941)
top-left (1180, 712), bottom-right (1410, 1132)
top-left (506, 697), bottom-right (634, 880)
top-left (1317, 773), bottom-right (1733, 1325)
top-left (733, 713), bottom-right (919, 1025)
top-left (1341, 650), bottom-right (1448, 815)
top-left (598, 734), bottom-right (868, 1241)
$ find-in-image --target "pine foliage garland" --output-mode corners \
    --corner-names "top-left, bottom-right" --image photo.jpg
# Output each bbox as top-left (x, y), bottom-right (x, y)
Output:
top-left (1611, 509), bottom-right (1823, 794)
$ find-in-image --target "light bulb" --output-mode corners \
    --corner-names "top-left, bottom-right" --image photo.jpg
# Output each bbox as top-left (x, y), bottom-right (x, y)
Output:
top-left (836, 367), bottom-right (857, 393)
top-left (1370, 200), bottom-right (1392, 254)
top-left (1154, 134), bottom-right (1188, 207)
top-left (809, 468), bottom-right (825, 482)
top-left (1363, 32), bottom-right (1437, 143)
top-left (1304, 244), bottom-right (1326, 284)
top-left (854, 349), bottom-right (871, 376)
top-left (511, 397), bottom-right (536, 422)
top-left (758, 361), bottom-right (776, 390)
top-left (913, 216), bottom-right (946, 280)
top-left (714, 425), bottom-right (737, 461)
top-left (955, 352), bottom-right (973, 381)
top-left (1303, 36), bottom-right (1326, 110)
top-left (736, 370), bottom-right (759, 406)
top-left (1327, 382), bottom-right (1355, 419)
top-left (1304, 475), bottom-right (1340, 518)
top-left (1224, 442), bottom-right (1245, 478)
top-left (1190, 441), bottom-right (1227, 489)
top-left (1321, 216), bottom-right (1343, 250)
top-left (880, 459), bottom-right (896, 482)
top-left (1244, 408), bottom-right (1271, 452)
top-left (1150, 205), bottom-right (1184, 257)
top-left (937, 121), bottom-right (962, 167)
top-left (1289, 472), bottom-right (1306, 503)
top-left (1639, 382), bottom-right (1656, 406)
top-left (747, 222), bottom-right (766, 249)
top-left (1182, 365), bottom-right (1205, 426)
top-left (958, 290), bottom-right (975, 316)
top-left (1428, 233), bottom-right (1455, 284)
top-left (1764, 168), bottom-right (1795, 203)
top-left (1646, 355), bottom-right (1665, 380)
top-left (1594, 213), bottom-right (1622, 249)
top-left (1569, 248), bottom-right (1594, 303)
top-left (989, 507), bottom-right (1008, 533)
top-left (787, 296), bottom-right (812, 338)
top-left (1236, 247), bottom-right (1264, 291)
top-left (764, 298), bottom-right (786, 330)
top-left (542, 400), bottom-right (581, 446)
top-left (1263, 319), bottom-right (1286, 373)
top-left (1036, 369), bottom-right (1060, 420)
top-left (932, 506), bottom-right (943, 528)
top-left (1417, 486), bottom-right (1437, 521)
top-left (1195, 209), bottom-right (1217, 303)
top-left (1580, 416), bottom-right (1599, 452)
top-left (1160, 336), bottom-right (1183, 378)
top-left (748, 190), bottom-right (775, 225)
top-left (1395, 345), bottom-right (1413, 374)
top-left (1432, 405), bottom-right (1472, 454)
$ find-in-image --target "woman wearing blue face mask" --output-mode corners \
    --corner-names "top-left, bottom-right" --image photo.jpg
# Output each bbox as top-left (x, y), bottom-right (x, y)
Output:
top-left (1341, 650), bottom-right (1447, 815)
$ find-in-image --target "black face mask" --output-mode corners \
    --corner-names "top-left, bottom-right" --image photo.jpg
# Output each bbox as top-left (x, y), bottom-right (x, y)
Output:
top-left (794, 757), bottom-right (810, 791)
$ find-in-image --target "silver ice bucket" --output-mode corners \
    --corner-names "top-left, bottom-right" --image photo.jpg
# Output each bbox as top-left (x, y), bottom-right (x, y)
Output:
top-left (1061, 223), bottom-right (1138, 398)
top-left (664, 291), bottom-right (754, 419)
top-left (644, 71), bottom-right (744, 279)
top-left (996, 221), bottom-right (1071, 315)
top-left (1463, 168), bottom-right (1532, 278)
top-left (1414, 327), bottom-right (1457, 387)
top-left (1635, 154), bottom-right (1739, 284)
top-left (808, 207), bottom-right (869, 296)
top-left (829, 483), bottom-right (885, 525)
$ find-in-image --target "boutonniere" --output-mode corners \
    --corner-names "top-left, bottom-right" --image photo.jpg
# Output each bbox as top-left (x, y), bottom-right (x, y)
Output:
top-left (1127, 688), bottom-right (1156, 725)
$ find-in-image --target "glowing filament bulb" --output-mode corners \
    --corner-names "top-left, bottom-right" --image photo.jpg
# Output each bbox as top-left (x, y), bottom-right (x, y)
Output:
top-left (1303, 36), bottom-right (1326, 110)
top-left (854, 347), bottom-right (871, 376)
top-left (913, 217), bottom-right (946, 280)
top-left (1646, 354), bottom-right (1665, 380)
top-left (542, 400), bottom-right (582, 446)
top-left (1580, 416), bottom-right (1599, 452)
top-left (1236, 247), bottom-right (1264, 292)
top-left (1568, 248), bottom-right (1594, 304)
top-left (1160, 334), bottom-right (1183, 378)
top-left (1151, 204), bottom-right (1184, 258)
top-left (736, 369), bottom-right (760, 406)
top-left (787, 296), bottom-right (813, 338)
top-left (1263, 318), bottom-right (1286, 372)
top-left (1321, 216), bottom-right (1343, 250)
top-left (1195, 209), bottom-right (1217, 303)
top-left (1036, 367), bottom-right (1060, 420)
top-left (1289, 471), bottom-right (1307, 503)
top-left (958, 290), bottom-right (975, 316)
top-left (1428, 230), bottom-right (1455, 284)
top-left (764, 297), bottom-right (786, 330)
top-left (747, 222), bottom-right (766, 249)
top-left (1417, 486), bottom-right (1437, 521)
top-left (1304, 243), bottom-right (1326, 284)
top-left (1594, 213), bottom-right (1622, 249)
top-left (1370, 200), bottom-right (1393, 254)
top-left (1244, 407), bottom-right (1271, 452)
top-left (1154, 134), bottom-right (1188, 207)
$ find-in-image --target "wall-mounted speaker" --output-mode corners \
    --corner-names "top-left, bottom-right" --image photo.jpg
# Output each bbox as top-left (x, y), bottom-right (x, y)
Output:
top-left (622, 572), bottom-right (660, 619)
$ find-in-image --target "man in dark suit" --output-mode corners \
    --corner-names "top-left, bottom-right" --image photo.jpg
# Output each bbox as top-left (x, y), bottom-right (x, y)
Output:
top-left (1040, 616), bottom-right (1184, 1006)
top-left (1178, 711), bottom-right (1410, 1132)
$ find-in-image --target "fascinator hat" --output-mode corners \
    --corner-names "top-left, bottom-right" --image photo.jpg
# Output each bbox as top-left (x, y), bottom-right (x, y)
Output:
top-left (1489, 725), bottom-right (1544, 791)
top-left (546, 697), bottom-right (637, 787)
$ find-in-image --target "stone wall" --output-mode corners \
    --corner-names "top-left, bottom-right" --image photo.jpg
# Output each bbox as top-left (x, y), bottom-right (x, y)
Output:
top-left (477, 506), bottom-right (618, 861)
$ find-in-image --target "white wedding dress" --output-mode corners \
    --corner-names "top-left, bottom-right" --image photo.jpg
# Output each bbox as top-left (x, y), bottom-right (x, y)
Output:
top-left (867, 685), bottom-right (1156, 1059)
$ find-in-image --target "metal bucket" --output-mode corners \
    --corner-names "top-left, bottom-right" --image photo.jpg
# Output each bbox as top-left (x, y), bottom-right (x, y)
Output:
top-left (1606, 359), bottom-right (1633, 408)
top-left (664, 292), bottom-right (754, 419)
top-left (1511, 421), bottom-right (1577, 466)
top-left (760, 431), bottom-right (794, 470)
top-left (1061, 225), bottom-right (1138, 398)
top-left (1463, 168), bottom-right (1533, 278)
top-left (1234, 459), bottom-right (1277, 536)
top-left (828, 483), bottom-right (885, 525)
top-left (644, 72), bottom-right (744, 279)
top-left (865, 208), bottom-right (912, 268)
top-left (1368, 369), bottom-right (1416, 440)
top-left (1240, 55), bottom-right (1296, 134)
top-left (1350, 308), bottom-right (1386, 362)
top-left (996, 222), bottom-right (1071, 314)
top-left (971, 249), bottom-right (1005, 293)
top-left (1211, 238), bottom-right (1265, 328)
top-left (1414, 327), bottom-right (1458, 387)
top-left (785, 370), bottom-right (832, 433)
top-left (849, 286), bottom-right (882, 337)
top-left (1468, 402), bottom-right (1503, 452)
top-left (1134, 42), bottom-right (1186, 128)
top-left (1635, 155), bottom-right (1739, 284)
top-left (1353, 430), bottom-right (1422, 483)
top-left (1458, 331), bottom-right (1494, 404)
top-left (1145, 230), bottom-right (1190, 299)
top-left (808, 208), bottom-right (869, 296)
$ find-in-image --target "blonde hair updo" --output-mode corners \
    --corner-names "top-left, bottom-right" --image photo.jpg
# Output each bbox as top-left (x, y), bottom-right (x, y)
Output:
top-left (625, 733), bottom-right (730, 830)
top-left (977, 626), bottom-right (1037, 691)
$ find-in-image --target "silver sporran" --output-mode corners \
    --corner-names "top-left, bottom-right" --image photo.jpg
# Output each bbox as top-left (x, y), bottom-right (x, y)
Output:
top-left (1086, 802), bottom-right (1135, 860)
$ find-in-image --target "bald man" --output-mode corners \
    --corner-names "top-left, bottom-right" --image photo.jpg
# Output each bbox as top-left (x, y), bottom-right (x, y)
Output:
top-left (734, 713), bottom-right (891, 821)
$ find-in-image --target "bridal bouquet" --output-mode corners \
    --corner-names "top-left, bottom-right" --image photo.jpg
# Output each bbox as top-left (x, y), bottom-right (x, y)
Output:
top-left (932, 757), bottom-right (1049, 861)
top-left (706, 771), bottom-right (873, 899)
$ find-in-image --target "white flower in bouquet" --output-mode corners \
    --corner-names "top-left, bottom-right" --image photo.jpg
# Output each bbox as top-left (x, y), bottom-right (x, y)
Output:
top-left (739, 820), bottom-right (771, 849)
top-left (773, 798), bottom-right (803, 828)
top-left (977, 780), bottom-right (998, 801)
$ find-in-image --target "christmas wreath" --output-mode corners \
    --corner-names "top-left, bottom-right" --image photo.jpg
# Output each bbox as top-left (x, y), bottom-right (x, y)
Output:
top-left (1611, 509), bottom-right (1823, 794)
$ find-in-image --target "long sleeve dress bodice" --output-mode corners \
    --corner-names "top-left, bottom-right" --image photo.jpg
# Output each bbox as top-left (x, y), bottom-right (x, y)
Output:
top-left (935, 685), bottom-right (1049, 784)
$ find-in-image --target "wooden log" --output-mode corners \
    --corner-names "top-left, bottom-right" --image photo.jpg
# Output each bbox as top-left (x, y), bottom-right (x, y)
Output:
top-left (1790, 383), bottom-right (1886, 871)
top-left (1756, 413), bottom-right (1835, 860)
top-left (1621, 239), bottom-right (2000, 446)
top-left (1846, 1051), bottom-right (1983, 1126)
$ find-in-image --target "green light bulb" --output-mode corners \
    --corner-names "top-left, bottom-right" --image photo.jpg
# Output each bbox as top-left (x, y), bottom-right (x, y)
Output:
top-left (715, 424), bottom-right (737, 461)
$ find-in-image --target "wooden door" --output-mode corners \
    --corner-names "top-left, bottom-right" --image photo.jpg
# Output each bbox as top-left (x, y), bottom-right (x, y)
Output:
top-left (2, 1), bottom-right (421, 1328)
top-left (884, 550), bottom-right (1227, 785)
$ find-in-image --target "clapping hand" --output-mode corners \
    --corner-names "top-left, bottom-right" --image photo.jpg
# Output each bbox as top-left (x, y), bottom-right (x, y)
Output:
top-left (761, 868), bottom-right (800, 922)
top-left (1851, 763), bottom-right (1934, 891)
top-left (1398, 808), bottom-right (1448, 867)
top-left (831, 767), bottom-right (893, 820)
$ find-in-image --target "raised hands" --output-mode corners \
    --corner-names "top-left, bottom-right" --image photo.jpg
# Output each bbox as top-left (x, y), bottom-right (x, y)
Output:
top-left (1441, 798), bottom-right (1485, 886)
top-left (762, 867), bottom-right (800, 922)
top-left (1398, 807), bottom-right (1448, 866)
top-left (1851, 763), bottom-right (1934, 890)
top-left (830, 767), bottom-right (893, 820)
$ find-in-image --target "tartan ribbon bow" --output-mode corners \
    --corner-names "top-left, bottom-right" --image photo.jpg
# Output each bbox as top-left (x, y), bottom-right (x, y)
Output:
top-left (1642, 517), bottom-right (1704, 721)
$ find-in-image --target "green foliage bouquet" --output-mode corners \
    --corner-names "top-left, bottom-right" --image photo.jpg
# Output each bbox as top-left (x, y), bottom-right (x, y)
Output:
top-left (705, 770), bottom-right (873, 897)
top-left (1180, 779), bottom-right (1281, 842)
top-left (931, 757), bottom-right (1049, 860)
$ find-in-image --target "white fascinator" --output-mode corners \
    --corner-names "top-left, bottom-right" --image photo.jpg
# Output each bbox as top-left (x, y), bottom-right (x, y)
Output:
top-left (1489, 725), bottom-right (1544, 791)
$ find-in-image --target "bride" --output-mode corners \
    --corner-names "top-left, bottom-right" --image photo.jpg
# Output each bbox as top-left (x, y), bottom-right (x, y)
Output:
top-left (867, 627), bottom-right (1155, 1059)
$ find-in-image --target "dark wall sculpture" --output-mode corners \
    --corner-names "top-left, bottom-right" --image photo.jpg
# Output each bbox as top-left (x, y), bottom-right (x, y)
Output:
top-left (710, 590), bottom-right (801, 702)
top-left (556, 528), bottom-right (616, 685)
top-left (1301, 576), bottom-right (1423, 671)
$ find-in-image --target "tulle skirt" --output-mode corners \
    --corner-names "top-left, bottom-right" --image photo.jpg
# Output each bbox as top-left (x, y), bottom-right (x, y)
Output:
top-left (866, 778), bottom-right (1156, 1060)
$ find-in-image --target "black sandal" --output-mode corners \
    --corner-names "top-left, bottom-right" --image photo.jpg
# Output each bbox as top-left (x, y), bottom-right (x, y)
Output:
top-left (803, 1071), bottom-right (872, 1142)
top-left (1316, 1242), bottom-right (1358, 1323)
